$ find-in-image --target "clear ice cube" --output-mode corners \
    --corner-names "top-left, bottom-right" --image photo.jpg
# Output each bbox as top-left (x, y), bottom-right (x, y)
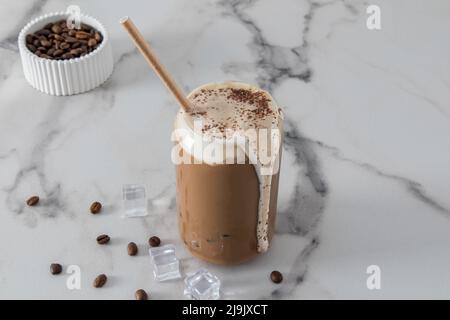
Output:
top-left (122, 184), bottom-right (148, 217)
top-left (184, 269), bottom-right (221, 300)
top-left (149, 244), bottom-right (181, 281)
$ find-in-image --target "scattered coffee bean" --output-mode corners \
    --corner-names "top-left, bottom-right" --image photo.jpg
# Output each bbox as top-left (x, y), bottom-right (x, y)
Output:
top-left (25, 20), bottom-right (103, 60)
top-left (148, 236), bottom-right (161, 247)
top-left (50, 263), bottom-right (62, 275)
top-left (93, 274), bottom-right (107, 288)
top-left (135, 289), bottom-right (148, 300)
top-left (90, 201), bottom-right (102, 214)
top-left (96, 234), bottom-right (110, 245)
top-left (127, 242), bottom-right (138, 256)
top-left (26, 196), bottom-right (39, 206)
top-left (270, 270), bottom-right (283, 284)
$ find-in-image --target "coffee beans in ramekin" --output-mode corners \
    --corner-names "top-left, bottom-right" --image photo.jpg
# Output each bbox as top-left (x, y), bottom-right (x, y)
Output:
top-left (19, 13), bottom-right (113, 96)
top-left (25, 20), bottom-right (103, 60)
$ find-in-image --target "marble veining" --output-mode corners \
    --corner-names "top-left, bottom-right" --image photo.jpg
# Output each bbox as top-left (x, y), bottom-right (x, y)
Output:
top-left (311, 138), bottom-right (450, 216)
top-left (0, 0), bottom-right (450, 299)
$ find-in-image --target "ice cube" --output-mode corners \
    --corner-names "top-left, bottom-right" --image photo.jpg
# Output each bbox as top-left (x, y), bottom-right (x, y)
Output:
top-left (149, 244), bottom-right (181, 281)
top-left (184, 269), bottom-right (221, 300)
top-left (122, 184), bottom-right (148, 217)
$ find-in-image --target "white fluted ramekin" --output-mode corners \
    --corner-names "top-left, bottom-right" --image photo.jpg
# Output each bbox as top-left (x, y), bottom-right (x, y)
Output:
top-left (18, 12), bottom-right (113, 96)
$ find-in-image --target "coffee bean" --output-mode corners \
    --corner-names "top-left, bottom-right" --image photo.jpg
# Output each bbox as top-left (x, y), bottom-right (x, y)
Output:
top-left (93, 274), bottom-right (107, 288)
top-left (40, 39), bottom-right (51, 48)
top-left (270, 270), bottom-right (283, 284)
top-left (65, 36), bottom-right (77, 43)
top-left (40, 54), bottom-right (53, 60)
top-left (75, 31), bottom-right (90, 40)
top-left (96, 234), bottom-right (110, 245)
top-left (26, 196), bottom-right (39, 206)
top-left (127, 242), bottom-right (138, 256)
top-left (50, 263), bottom-right (62, 275)
top-left (33, 39), bottom-right (40, 47)
top-left (60, 42), bottom-right (70, 50)
top-left (81, 23), bottom-right (91, 32)
top-left (53, 49), bottom-right (64, 57)
top-left (51, 24), bottom-right (62, 34)
top-left (47, 48), bottom-right (55, 56)
top-left (71, 41), bottom-right (81, 49)
top-left (135, 289), bottom-right (148, 300)
top-left (36, 29), bottom-right (51, 37)
top-left (68, 30), bottom-right (76, 37)
top-left (88, 38), bottom-right (97, 47)
top-left (43, 23), bottom-right (54, 30)
top-left (90, 201), bottom-right (102, 214)
top-left (26, 44), bottom-right (37, 53)
top-left (54, 34), bottom-right (64, 41)
top-left (94, 32), bottom-right (102, 42)
top-left (26, 34), bottom-right (34, 44)
top-left (61, 53), bottom-right (74, 60)
top-left (37, 46), bottom-right (47, 52)
top-left (148, 236), bottom-right (161, 247)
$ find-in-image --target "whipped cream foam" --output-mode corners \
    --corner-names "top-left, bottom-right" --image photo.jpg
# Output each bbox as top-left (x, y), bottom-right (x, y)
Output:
top-left (174, 81), bottom-right (283, 252)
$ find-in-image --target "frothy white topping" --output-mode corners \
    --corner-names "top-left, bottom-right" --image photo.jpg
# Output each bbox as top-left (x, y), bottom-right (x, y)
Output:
top-left (173, 81), bottom-right (283, 253)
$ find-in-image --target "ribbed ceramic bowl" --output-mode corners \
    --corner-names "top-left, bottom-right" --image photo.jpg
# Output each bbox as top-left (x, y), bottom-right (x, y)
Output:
top-left (18, 12), bottom-right (113, 96)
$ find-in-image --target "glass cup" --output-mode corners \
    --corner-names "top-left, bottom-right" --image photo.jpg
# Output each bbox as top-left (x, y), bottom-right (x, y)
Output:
top-left (173, 82), bottom-right (283, 265)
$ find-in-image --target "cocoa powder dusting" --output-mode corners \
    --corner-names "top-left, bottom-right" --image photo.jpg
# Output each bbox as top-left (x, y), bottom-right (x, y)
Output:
top-left (227, 88), bottom-right (273, 119)
top-left (188, 85), bottom-right (279, 137)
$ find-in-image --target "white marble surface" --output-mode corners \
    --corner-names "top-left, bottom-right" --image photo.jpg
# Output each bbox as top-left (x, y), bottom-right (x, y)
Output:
top-left (0, 0), bottom-right (449, 299)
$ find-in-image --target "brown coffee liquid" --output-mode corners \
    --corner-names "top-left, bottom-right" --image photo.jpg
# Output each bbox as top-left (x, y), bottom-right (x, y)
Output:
top-left (177, 159), bottom-right (280, 265)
